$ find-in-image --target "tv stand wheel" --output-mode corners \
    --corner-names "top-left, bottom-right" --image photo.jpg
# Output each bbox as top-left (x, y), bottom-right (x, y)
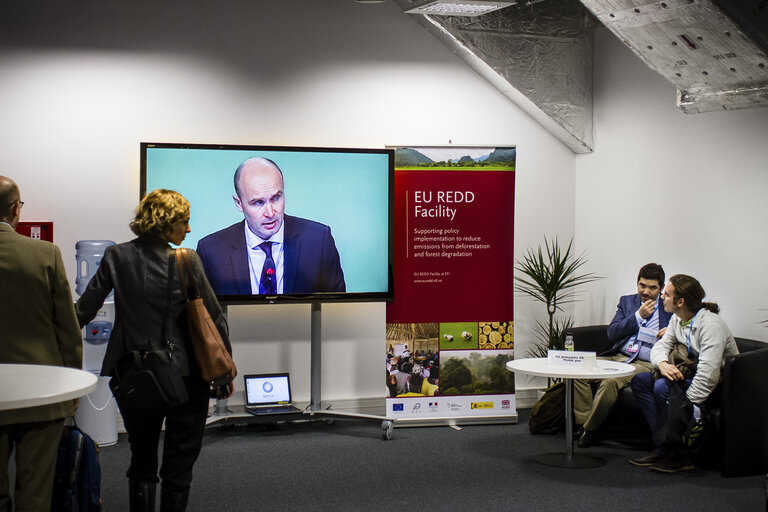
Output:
top-left (382, 420), bottom-right (393, 440)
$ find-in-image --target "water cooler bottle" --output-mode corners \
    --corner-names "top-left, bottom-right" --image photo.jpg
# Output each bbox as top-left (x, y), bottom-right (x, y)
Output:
top-left (74, 240), bottom-right (119, 446)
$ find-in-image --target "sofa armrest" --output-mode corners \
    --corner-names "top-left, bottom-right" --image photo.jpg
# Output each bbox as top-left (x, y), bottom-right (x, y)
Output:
top-left (720, 346), bottom-right (768, 477)
top-left (563, 325), bottom-right (612, 353)
top-left (734, 337), bottom-right (767, 353)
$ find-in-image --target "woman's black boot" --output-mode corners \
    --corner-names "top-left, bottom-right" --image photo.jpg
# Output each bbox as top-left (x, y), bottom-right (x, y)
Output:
top-left (129, 480), bottom-right (156, 512)
top-left (160, 487), bottom-right (190, 512)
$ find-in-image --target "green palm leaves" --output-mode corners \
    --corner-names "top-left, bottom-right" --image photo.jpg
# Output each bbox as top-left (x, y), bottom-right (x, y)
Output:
top-left (515, 237), bottom-right (600, 357)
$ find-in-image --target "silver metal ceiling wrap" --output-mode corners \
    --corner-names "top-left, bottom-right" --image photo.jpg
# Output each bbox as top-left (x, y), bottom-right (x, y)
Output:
top-left (394, 0), bottom-right (596, 154)
top-left (581, 0), bottom-right (768, 114)
top-left (396, 0), bottom-right (768, 153)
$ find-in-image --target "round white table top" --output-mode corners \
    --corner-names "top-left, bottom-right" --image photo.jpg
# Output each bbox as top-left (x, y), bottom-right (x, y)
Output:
top-left (506, 357), bottom-right (636, 379)
top-left (0, 364), bottom-right (99, 411)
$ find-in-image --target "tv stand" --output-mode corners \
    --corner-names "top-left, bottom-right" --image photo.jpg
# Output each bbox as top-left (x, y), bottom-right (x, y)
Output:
top-left (208, 303), bottom-right (395, 440)
top-left (305, 302), bottom-right (395, 440)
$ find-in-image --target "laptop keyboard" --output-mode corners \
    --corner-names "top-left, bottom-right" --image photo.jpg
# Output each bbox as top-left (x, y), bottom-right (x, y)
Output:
top-left (250, 406), bottom-right (300, 415)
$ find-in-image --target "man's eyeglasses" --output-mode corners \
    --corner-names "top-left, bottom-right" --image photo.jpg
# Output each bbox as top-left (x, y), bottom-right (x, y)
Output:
top-left (17, 200), bottom-right (24, 207)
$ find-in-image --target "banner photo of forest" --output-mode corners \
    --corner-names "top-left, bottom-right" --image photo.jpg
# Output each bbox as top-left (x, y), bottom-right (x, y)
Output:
top-left (385, 146), bottom-right (516, 421)
top-left (385, 323), bottom-right (514, 397)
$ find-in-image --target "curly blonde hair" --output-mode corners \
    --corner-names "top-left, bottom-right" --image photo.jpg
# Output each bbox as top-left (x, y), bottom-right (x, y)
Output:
top-left (130, 189), bottom-right (190, 236)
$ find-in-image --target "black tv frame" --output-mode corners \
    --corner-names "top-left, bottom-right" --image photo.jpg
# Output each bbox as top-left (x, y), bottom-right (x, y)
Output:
top-left (140, 142), bottom-right (395, 305)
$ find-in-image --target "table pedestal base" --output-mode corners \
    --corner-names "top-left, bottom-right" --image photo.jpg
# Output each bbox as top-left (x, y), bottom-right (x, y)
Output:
top-left (533, 452), bottom-right (606, 468)
top-left (505, 358), bottom-right (636, 470)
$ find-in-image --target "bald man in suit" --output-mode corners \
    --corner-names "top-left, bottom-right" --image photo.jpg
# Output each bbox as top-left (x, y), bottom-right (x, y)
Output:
top-left (197, 157), bottom-right (345, 296)
top-left (0, 176), bottom-right (82, 511)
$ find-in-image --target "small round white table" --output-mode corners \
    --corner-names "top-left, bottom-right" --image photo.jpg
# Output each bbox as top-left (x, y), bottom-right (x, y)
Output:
top-left (507, 357), bottom-right (635, 468)
top-left (0, 364), bottom-right (98, 411)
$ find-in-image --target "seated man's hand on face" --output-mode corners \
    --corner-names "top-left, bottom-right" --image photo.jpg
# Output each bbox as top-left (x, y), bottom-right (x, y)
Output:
top-left (638, 299), bottom-right (656, 319)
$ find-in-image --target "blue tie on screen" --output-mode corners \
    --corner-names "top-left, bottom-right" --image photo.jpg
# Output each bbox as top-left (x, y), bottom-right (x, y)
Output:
top-left (259, 241), bottom-right (276, 294)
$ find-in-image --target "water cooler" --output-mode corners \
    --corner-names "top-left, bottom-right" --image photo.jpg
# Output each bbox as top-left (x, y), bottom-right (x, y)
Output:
top-left (74, 240), bottom-right (119, 446)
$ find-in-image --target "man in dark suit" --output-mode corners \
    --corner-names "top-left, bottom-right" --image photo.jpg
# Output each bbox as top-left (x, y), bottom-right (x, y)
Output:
top-left (574, 263), bottom-right (672, 447)
top-left (0, 176), bottom-right (83, 511)
top-left (197, 157), bottom-right (345, 296)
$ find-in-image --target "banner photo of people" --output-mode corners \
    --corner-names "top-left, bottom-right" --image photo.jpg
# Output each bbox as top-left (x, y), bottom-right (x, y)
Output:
top-left (385, 146), bottom-right (516, 423)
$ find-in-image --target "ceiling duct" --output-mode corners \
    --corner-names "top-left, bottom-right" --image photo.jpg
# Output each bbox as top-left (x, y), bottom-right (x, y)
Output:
top-left (394, 0), bottom-right (596, 154)
top-left (405, 1), bottom-right (517, 16)
top-left (396, 0), bottom-right (768, 153)
top-left (580, 0), bottom-right (768, 114)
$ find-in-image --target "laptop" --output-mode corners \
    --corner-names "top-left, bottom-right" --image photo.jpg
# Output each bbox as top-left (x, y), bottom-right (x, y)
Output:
top-left (244, 373), bottom-right (302, 415)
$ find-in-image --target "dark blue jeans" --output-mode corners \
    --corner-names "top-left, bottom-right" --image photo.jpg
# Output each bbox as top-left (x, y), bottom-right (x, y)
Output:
top-left (631, 372), bottom-right (692, 449)
top-left (120, 376), bottom-right (209, 491)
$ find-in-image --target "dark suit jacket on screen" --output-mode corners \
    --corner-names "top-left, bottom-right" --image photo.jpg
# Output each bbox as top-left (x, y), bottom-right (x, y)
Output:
top-left (196, 215), bottom-right (346, 296)
top-left (0, 222), bottom-right (83, 425)
top-left (606, 293), bottom-right (673, 355)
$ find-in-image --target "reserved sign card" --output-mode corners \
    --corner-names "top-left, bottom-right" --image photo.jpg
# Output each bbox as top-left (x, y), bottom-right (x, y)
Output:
top-left (547, 350), bottom-right (596, 370)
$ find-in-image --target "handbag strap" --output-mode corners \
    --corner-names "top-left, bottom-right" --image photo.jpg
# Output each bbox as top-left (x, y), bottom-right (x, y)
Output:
top-left (165, 249), bottom-right (177, 358)
top-left (175, 248), bottom-right (202, 300)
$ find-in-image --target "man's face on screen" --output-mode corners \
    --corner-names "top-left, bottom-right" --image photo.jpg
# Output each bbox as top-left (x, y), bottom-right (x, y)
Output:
top-left (234, 161), bottom-right (285, 240)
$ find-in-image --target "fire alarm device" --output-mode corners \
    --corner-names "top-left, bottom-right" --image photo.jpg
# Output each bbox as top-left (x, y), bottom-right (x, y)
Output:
top-left (16, 222), bottom-right (54, 242)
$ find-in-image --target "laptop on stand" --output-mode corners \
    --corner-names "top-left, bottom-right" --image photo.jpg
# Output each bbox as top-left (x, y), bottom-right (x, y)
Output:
top-left (244, 373), bottom-right (302, 415)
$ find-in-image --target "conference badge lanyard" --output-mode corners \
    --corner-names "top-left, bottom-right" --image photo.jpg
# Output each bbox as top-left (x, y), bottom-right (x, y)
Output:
top-left (683, 310), bottom-right (700, 356)
top-left (636, 326), bottom-right (657, 346)
top-left (625, 340), bottom-right (639, 355)
top-left (629, 305), bottom-right (660, 353)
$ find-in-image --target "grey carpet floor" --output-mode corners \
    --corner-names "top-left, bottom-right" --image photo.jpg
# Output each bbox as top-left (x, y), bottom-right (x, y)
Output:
top-left (96, 408), bottom-right (765, 511)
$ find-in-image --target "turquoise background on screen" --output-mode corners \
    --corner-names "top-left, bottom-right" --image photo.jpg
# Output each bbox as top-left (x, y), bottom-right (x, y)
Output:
top-left (145, 147), bottom-right (391, 294)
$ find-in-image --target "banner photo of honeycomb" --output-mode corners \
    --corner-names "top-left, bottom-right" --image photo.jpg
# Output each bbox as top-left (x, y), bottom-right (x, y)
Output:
top-left (479, 321), bottom-right (513, 349)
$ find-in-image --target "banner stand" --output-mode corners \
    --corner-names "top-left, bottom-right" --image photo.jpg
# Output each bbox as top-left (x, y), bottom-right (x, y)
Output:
top-left (386, 146), bottom-right (517, 425)
top-left (391, 414), bottom-right (518, 428)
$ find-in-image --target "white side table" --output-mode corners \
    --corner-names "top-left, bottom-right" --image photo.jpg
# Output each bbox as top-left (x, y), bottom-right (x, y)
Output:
top-left (506, 357), bottom-right (635, 468)
top-left (0, 364), bottom-right (98, 411)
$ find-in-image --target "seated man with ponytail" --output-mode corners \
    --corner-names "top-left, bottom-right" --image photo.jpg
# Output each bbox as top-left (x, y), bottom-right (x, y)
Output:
top-left (628, 274), bottom-right (739, 473)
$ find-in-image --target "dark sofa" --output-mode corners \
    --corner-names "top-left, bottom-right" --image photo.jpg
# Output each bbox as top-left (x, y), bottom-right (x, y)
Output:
top-left (564, 325), bottom-right (768, 476)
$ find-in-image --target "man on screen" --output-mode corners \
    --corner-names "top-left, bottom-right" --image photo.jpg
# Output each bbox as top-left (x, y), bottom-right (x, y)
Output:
top-left (197, 157), bottom-right (346, 296)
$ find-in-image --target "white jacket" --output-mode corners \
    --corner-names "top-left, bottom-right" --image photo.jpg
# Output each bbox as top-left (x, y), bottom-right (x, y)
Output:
top-left (650, 309), bottom-right (739, 404)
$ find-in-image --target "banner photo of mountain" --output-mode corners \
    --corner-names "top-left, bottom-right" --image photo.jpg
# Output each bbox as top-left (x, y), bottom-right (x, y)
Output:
top-left (385, 146), bottom-right (516, 425)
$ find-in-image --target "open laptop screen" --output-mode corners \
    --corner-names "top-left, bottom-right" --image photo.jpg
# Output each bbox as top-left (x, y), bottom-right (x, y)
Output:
top-left (244, 373), bottom-right (293, 407)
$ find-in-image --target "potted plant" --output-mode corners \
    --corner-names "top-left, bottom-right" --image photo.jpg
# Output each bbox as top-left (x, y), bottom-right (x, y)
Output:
top-left (515, 237), bottom-right (600, 358)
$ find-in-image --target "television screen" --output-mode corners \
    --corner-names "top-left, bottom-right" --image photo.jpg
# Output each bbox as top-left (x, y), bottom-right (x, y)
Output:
top-left (141, 142), bottom-right (394, 304)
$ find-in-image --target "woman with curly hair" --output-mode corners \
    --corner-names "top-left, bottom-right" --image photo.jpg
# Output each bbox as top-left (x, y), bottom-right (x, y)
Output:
top-left (76, 189), bottom-right (231, 511)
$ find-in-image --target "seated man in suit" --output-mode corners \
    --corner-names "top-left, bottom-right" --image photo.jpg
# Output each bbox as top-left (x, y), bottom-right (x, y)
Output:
top-left (197, 157), bottom-right (346, 296)
top-left (574, 263), bottom-right (672, 447)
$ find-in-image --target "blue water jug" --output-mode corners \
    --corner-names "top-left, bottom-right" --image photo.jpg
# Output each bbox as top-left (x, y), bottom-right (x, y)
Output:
top-left (75, 240), bottom-right (115, 296)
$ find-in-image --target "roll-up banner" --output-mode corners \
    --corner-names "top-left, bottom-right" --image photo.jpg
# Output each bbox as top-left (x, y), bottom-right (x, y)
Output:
top-left (385, 146), bottom-right (516, 425)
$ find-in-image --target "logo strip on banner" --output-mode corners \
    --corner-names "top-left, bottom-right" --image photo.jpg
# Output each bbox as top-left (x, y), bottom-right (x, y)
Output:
top-left (385, 146), bottom-right (517, 426)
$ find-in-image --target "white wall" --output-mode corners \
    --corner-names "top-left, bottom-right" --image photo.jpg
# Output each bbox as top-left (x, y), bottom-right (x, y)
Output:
top-left (575, 28), bottom-right (768, 343)
top-left (0, 0), bottom-right (575, 401)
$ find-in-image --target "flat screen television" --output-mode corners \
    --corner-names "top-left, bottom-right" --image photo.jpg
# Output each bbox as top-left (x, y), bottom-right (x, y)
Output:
top-left (141, 142), bottom-right (394, 304)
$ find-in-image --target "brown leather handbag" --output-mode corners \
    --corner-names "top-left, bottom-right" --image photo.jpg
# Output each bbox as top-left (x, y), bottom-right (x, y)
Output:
top-left (176, 248), bottom-right (237, 386)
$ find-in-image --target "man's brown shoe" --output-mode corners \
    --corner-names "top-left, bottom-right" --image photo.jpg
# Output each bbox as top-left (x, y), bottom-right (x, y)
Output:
top-left (628, 449), bottom-right (666, 467)
top-left (649, 455), bottom-right (695, 473)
